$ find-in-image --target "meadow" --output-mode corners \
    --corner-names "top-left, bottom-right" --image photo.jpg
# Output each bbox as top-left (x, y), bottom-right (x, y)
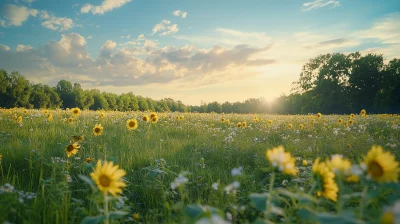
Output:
top-left (0, 108), bottom-right (399, 224)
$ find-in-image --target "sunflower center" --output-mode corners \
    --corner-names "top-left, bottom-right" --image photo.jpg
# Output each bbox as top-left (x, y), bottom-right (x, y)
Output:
top-left (368, 161), bottom-right (384, 178)
top-left (99, 175), bottom-right (111, 187)
top-left (129, 121), bottom-right (135, 127)
top-left (66, 145), bottom-right (74, 152)
top-left (95, 128), bottom-right (101, 133)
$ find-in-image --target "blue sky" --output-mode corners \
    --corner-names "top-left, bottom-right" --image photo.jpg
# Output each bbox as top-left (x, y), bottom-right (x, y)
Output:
top-left (0, 0), bottom-right (399, 105)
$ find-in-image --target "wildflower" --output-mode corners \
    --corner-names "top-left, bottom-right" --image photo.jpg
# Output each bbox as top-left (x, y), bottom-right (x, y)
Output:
top-left (93, 124), bottom-right (104, 136)
top-left (312, 158), bottom-right (338, 201)
top-left (126, 119), bottom-right (138, 130)
top-left (266, 146), bottom-right (298, 176)
top-left (65, 142), bottom-right (80, 158)
top-left (142, 115), bottom-right (149, 122)
top-left (362, 145), bottom-right (399, 183)
top-left (71, 107), bottom-right (81, 116)
top-left (170, 172), bottom-right (189, 190)
top-left (231, 166), bottom-right (243, 176)
top-left (212, 182), bottom-right (219, 190)
top-left (90, 160), bottom-right (126, 197)
top-left (225, 181), bottom-right (240, 195)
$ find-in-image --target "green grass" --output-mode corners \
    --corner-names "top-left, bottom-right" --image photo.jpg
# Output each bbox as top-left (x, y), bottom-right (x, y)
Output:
top-left (0, 109), bottom-right (399, 223)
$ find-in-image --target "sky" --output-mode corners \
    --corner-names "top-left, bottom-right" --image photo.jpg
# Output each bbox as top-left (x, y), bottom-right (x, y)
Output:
top-left (0, 0), bottom-right (399, 105)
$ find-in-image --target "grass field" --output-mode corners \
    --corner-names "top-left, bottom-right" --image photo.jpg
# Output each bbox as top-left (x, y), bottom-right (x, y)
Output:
top-left (0, 108), bottom-right (399, 223)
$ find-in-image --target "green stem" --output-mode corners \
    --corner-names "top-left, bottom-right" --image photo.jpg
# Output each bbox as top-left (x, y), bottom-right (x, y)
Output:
top-left (359, 185), bottom-right (368, 220)
top-left (104, 191), bottom-right (109, 224)
top-left (265, 171), bottom-right (275, 220)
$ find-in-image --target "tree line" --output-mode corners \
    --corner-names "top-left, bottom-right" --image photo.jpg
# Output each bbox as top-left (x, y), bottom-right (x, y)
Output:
top-left (0, 52), bottom-right (399, 114)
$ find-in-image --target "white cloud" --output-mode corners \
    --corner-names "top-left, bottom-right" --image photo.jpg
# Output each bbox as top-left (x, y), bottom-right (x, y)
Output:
top-left (121, 34), bottom-right (131, 39)
top-left (302, 0), bottom-right (340, 11)
top-left (80, 0), bottom-right (131, 15)
top-left (172, 10), bottom-right (187, 18)
top-left (137, 34), bottom-right (145, 40)
top-left (0, 44), bottom-right (11, 51)
top-left (152, 20), bottom-right (179, 36)
top-left (23, 0), bottom-right (35, 3)
top-left (16, 44), bottom-right (33, 52)
top-left (1, 4), bottom-right (38, 26)
top-left (41, 16), bottom-right (74, 31)
top-left (353, 13), bottom-right (400, 44)
top-left (87, 36), bottom-right (93, 39)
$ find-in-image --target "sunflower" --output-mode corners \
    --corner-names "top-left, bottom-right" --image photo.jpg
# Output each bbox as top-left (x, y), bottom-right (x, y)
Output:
top-left (47, 113), bottom-right (53, 122)
top-left (65, 142), bottom-right (80, 157)
top-left (237, 122), bottom-right (242, 128)
top-left (93, 124), bottom-right (104, 136)
top-left (85, 157), bottom-right (94, 163)
top-left (179, 115), bottom-right (184, 120)
top-left (142, 115), bottom-right (149, 122)
top-left (266, 146), bottom-right (298, 176)
top-left (151, 115), bottom-right (159, 124)
top-left (242, 122), bottom-right (247, 128)
top-left (299, 124), bottom-right (304, 129)
top-left (317, 113), bottom-right (322, 118)
top-left (68, 117), bottom-right (73, 123)
top-left (90, 160), bottom-right (126, 197)
top-left (225, 119), bottom-right (230, 125)
top-left (99, 112), bottom-right (105, 119)
top-left (44, 109), bottom-right (49, 114)
top-left (338, 118), bottom-right (343, 124)
top-left (268, 120), bottom-right (273, 125)
top-left (312, 158), bottom-right (338, 201)
top-left (23, 109), bottom-right (28, 114)
top-left (133, 213), bottom-right (140, 221)
top-left (360, 109), bottom-right (366, 116)
top-left (16, 115), bottom-right (23, 124)
top-left (327, 154), bottom-right (351, 176)
top-left (221, 118), bottom-right (225, 122)
top-left (362, 145), bottom-right (399, 183)
top-left (71, 107), bottom-right (81, 116)
top-left (288, 123), bottom-right (293, 129)
top-left (150, 112), bottom-right (157, 119)
top-left (126, 119), bottom-right (138, 130)
top-left (349, 120), bottom-right (354, 125)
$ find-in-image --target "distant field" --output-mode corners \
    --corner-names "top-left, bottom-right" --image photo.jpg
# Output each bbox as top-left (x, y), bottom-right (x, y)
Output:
top-left (0, 108), bottom-right (399, 223)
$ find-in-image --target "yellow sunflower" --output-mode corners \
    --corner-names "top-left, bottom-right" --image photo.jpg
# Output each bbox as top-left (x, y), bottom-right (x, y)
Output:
top-left (242, 122), bottom-right (247, 128)
top-left (327, 154), bottom-right (351, 176)
top-left (85, 157), bottom-right (95, 163)
top-left (23, 109), bottom-right (28, 114)
top-left (44, 109), bottom-right (49, 114)
top-left (221, 118), bottom-right (225, 122)
top-left (360, 109), bottom-right (366, 116)
top-left (71, 107), bottom-right (81, 116)
top-left (288, 123), bottom-right (293, 129)
top-left (90, 160), bottom-right (126, 197)
top-left (312, 158), bottom-right (338, 202)
top-left (299, 124), bottom-right (304, 129)
top-left (317, 113), bottom-right (322, 118)
top-left (266, 146), bottom-right (298, 176)
top-left (99, 112), bottom-right (105, 119)
top-left (93, 124), bottom-right (104, 136)
top-left (16, 115), bottom-right (23, 124)
top-left (70, 135), bottom-right (84, 143)
top-left (268, 120), bottom-right (273, 125)
top-left (151, 115), bottom-right (159, 124)
top-left (68, 117), bottom-right (74, 123)
top-left (126, 119), bottom-right (138, 130)
top-left (338, 118), bottom-right (343, 124)
top-left (150, 112), bottom-right (157, 119)
top-left (47, 113), bottom-right (53, 122)
top-left (65, 142), bottom-right (80, 157)
top-left (237, 122), bottom-right (242, 128)
top-left (142, 115), bottom-right (149, 122)
top-left (363, 145), bottom-right (399, 183)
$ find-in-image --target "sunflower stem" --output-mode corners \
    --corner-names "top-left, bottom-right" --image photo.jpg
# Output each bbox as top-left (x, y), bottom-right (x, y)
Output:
top-left (359, 185), bottom-right (368, 220)
top-left (104, 191), bottom-right (109, 224)
top-left (265, 171), bottom-right (275, 220)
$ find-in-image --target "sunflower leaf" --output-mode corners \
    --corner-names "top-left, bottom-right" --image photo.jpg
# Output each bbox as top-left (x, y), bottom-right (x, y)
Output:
top-left (80, 215), bottom-right (105, 224)
top-left (78, 174), bottom-right (95, 189)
